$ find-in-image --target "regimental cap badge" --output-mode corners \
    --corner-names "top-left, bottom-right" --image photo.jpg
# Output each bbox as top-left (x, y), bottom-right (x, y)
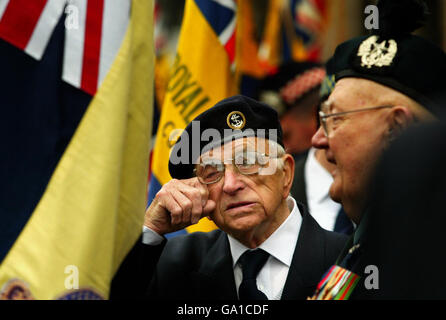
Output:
top-left (227, 111), bottom-right (246, 130)
top-left (357, 35), bottom-right (397, 69)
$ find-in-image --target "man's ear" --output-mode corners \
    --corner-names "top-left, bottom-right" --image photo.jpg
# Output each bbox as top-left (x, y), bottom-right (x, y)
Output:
top-left (389, 106), bottom-right (414, 138)
top-left (282, 154), bottom-right (295, 199)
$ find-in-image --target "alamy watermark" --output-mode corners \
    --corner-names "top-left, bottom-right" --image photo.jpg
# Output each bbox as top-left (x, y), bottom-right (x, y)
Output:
top-left (65, 3), bottom-right (79, 30)
top-left (364, 5), bottom-right (379, 30)
top-left (64, 265), bottom-right (79, 290)
top-left (364, 264), bottom-right (379, 290)
top-left (168, 121), bottom-right (282, 175)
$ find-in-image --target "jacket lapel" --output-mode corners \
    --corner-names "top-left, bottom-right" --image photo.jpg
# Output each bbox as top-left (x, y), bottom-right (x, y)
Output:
top-left (281, 203), bottom-right (327, 300)
top-left (191, 231), bottom-right (238, 300)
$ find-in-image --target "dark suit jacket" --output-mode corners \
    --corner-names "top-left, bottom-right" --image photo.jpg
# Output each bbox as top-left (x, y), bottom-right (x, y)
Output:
top-left (111, 202), bottom-right (348, 300)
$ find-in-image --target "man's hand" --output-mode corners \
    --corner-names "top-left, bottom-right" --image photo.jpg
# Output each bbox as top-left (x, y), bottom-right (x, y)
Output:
top-left (144, 178), bottom-right (217, 235)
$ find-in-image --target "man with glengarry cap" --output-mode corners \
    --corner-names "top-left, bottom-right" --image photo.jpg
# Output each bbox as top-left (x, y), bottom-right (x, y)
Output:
top-left (117, 94), bottom-right (348, 300)
top-left (308, 0), bottom-right (446, 300)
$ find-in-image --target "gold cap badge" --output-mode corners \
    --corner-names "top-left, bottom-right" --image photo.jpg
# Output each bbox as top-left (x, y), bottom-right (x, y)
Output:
top-left (357, 35), bottom-right (397, 69)
top-left (227, 111), bottom-right (246, 130)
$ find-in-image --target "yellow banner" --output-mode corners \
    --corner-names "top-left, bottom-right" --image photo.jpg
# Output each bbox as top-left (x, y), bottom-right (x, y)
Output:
top-left (0, 0), bottom-right (154, 299)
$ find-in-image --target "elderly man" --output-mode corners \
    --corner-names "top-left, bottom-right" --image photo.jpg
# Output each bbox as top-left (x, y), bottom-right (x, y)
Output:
top-left (308, 0), bottom-right (446, 300)
top-left (258, 62), bottom-right (353, 235)
top-left (125, 95), bottom-right (347, 300)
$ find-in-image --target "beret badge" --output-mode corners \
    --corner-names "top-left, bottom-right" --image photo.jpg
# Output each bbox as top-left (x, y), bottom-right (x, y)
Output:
top-left (227, 111), bottom-right (246, 130)
top-left (357, 35), bottom-right (397, 69)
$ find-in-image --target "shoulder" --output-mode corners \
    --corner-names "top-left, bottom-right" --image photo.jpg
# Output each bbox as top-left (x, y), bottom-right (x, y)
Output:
top-left (322, 229), bottom-right (349, 248)
top-left (165, 228), bottom-right (225, 251)
top-left (316, 227), bottom-right (349, 271)
top-left (160, 229), bottom-right (226, 266)
top-left (152, 229), bottom-right (228, 294)
top-left (298, 202), bottom-right (349, 262)
top-left (320, 229), bottom-right (349, 257)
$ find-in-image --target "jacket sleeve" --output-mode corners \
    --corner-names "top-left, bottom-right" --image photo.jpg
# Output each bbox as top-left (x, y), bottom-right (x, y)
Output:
top-left (109, 234), bottom-right (167, 300)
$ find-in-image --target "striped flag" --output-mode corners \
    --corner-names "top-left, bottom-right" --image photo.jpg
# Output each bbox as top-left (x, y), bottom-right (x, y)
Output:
top-left (283, 0), bottom-right (328, 62)
top-left (197, 0), bottom-right (237, 70)
top-left (0, 0), bottom-right (153, 300)
top-left (0, 0), bottom-right (66, 60)
top-left (0, 0), bottom-right (129, 95)
top-left (148, 0), bottom-right (238, 237)
top-left (237, 0), bottom-right (282, 79)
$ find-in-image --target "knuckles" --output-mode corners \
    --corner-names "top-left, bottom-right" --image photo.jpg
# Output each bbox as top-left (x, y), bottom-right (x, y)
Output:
top-left (170, 206), bottom-right (182, 217)
top-left (182, 199), bottom-right (193, 211)
top-left (153, 178), bottom-right (209, 224)
top-left (155, 189), bottom-right (168, 200)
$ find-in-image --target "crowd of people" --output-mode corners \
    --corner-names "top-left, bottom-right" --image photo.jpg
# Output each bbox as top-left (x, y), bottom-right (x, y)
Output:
top-left (111, 0), bottom-right (446, 300)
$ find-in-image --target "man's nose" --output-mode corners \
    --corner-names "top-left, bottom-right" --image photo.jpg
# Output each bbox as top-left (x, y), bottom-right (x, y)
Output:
top-left (222, 166), bottom-right (245, 195)
top-left (311, 126), bottom-right (329, 150)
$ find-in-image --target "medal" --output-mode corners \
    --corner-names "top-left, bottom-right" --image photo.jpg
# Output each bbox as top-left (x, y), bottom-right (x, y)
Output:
top-left (308, 265), bottom-right (360, 300)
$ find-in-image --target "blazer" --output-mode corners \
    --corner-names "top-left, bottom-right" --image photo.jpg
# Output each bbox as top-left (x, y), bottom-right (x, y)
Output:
top-left (110, 202), bottom-right (348, 300)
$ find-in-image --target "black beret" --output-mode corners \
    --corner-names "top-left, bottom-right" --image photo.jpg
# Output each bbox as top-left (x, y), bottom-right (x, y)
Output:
top-left (329, 34), bottom-right (446, 116)
top-left (328, 0), bottom-right (446, 116)
top-left (259, 61), bottom-right (323, 94)
top-left (168, 95), bottom-right (284, 180)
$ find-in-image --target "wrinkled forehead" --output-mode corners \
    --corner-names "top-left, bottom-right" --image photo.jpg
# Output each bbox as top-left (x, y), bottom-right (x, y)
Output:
top-left (325, 78), bottom-right (389, 112)
top-left (199, 137), bottom-right (273, 161)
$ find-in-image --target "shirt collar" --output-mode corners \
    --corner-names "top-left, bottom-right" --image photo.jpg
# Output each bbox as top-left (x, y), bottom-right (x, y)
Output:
top-left (227, 196), bottom-right (302, 268)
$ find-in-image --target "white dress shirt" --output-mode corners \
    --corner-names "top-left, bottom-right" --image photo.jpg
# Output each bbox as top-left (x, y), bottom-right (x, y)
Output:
top-left (304, 147), bottom-right (341, 231)
top-left (142, 196), bottom-right (303, 300)
top-left (228, 196), bottom-right (302, 300)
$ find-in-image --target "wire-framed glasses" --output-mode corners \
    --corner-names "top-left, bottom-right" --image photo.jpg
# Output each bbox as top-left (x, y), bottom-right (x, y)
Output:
top-left (194, 151), bottom-right (279, 185)
top-left (319, 105), bottom-right (394, 136)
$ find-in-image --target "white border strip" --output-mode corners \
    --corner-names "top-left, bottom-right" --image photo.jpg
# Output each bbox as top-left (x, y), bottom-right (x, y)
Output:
top-left (218, 14), bottom-right (235, 45)
top-left (0, 0), bottom-right (10, 21)
top-left (211, 0), bottom-right (236, 11)
top-left (25, 0), bottom-right (66, 60)
top-left (62, 0), bottom-right (87, 88)
top-left (97, 0), bottom-right (130, 89)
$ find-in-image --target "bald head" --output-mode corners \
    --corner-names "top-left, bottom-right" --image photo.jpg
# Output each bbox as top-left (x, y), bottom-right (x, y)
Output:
top-left (328, 78), bottom-right (435, 122)
top-left (313, 77), bottom-right (437, 223)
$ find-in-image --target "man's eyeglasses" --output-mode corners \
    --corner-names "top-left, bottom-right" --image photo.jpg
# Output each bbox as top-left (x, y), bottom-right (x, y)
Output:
top-left (194, 151), bottom-right (279, 185)
top-left (319, 105), bottom-right (394, 136)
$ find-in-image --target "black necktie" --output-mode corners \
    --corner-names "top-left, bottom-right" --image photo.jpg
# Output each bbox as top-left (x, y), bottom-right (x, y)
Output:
top-left (238, 249), bottom-right (269, 300)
